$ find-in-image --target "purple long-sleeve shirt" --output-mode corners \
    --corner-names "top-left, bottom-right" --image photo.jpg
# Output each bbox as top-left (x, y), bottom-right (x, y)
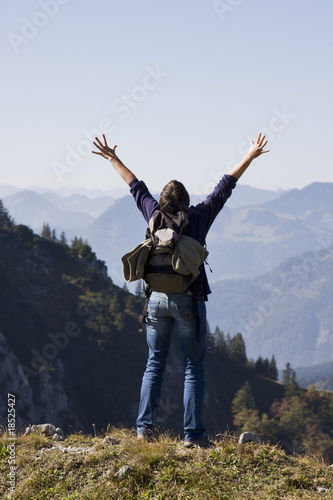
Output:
top-left (129, 174), bottom-right (237, 300)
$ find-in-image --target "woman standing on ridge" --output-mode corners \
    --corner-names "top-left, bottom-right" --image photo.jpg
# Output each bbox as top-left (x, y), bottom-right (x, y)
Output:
top-left (92, 133), bottom-right (269, 447)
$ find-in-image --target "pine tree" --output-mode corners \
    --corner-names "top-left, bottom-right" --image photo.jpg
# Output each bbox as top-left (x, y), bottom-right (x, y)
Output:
top-left (0, 199), bottom-right (14, 228)
top-left (232, 381), bottom-right (257, 415)
top-left (262, 357), bottom-right (270, 377)
top-left (41, 222), bottom-right (52, 239)
top-left (109, 293), bottom-right (120, 315)
top-left (268, 355), bottom-right (278, 381)
top-left (255, 355), bottom-right (264, 375)
top-left (60, 231), bottom-right (67, 244)
top-left (214, 326), bottom-right (221, 337)
top-left (232, 381), bottom-right (258, 430)
top-left (230, 332), bottom-right (247, 365)
top-left (282, 362), bottom-right (292, 384)
top-left (215, 327), bottom-right (228, 356)
top-left (279, 395), bottom-right (313, 444)
top-left (225, 333), bottom-right (232, 354)
top-left (71, 236), bottom-right (85, 247)
top-left (282, 362), bottom-right (299, 397)
top-left (255, 355), bottom-right (277, 379)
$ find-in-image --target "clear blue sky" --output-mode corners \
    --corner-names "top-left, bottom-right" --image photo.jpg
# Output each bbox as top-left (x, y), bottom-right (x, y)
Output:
top-left (1, 0), bottom-right (332, 194)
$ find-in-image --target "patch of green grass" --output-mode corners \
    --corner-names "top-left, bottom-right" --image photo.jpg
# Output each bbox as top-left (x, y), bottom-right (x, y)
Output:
top-left (0, 427), bottom-right (332, 499)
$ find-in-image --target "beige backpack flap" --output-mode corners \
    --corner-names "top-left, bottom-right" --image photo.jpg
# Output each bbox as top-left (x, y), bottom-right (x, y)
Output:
top-left (172, 235), bottom-right (209, 279)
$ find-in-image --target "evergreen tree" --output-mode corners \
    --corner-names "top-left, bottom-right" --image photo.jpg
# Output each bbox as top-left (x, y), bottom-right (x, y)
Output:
top-left (255, 355), bottom-right (264, 375)
top-left (109, 293), bottom-right (120, 315)
top-left (60, 231), bottom-right (67, 244)
top-left (41, 222), bottom-right (52, 239)
top-left (255, 355), bottom-right (278, 379)
top-left (125, 294), bottom-right (137, 310)
top-left (262, 357), bottom-right (270, 377)
top-left (215, 327), bottom-right (228, 356)
top-left (279, 395), bottom-right (313, 444)
top-left (71, 236), bottom-right (85, 247)
top-left (225, 333), bottom-right (232, 351)
top-left (51, 228), bottom-right (57, 240)
top-left (268, 355), bottom-right (278, 381)
top-left (282, 362), bottom-right (293, 385)
top-left (114, 312), bottom-right (125, 331)
top-left (282, 362), bottom-right (299, 397)
top-left (230, 332), bottom-right (247, 365)
top-left (0, 199), bottom-right (14, 228)
top-left (304, 385), bottom-right (322, 414)
top-left (214, 326), bottom-right (221, 337)
top-left (71, 236), bottom-right (93, 264)
top-left (232, 381), bottom-right (258, 430)
top-left (232, 381), bottom-right (257, 415)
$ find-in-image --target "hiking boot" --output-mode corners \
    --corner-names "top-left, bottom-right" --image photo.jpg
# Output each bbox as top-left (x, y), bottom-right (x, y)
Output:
top-left (183, 437), bottom-right (211, 448)
top-left (137, 430), bottom-right (154, 442)
top-left (137, 432), bottom-right (148, 441)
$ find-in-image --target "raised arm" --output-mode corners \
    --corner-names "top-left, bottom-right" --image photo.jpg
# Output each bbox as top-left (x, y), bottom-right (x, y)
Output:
top-left (228, 133), bottom-right (270, 180)
top-left (91, 135), bottom-right (136, 186)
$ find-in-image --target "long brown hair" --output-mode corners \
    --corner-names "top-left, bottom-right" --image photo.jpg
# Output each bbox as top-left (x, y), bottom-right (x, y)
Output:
top-left (159, 180), bottom-right (190, 214)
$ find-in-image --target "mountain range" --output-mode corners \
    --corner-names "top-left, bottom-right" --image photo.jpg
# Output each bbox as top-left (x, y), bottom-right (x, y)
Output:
top-left (207, 246), bottom-right (333, 368)
top-left (296, 360), bottom-right (333, 391)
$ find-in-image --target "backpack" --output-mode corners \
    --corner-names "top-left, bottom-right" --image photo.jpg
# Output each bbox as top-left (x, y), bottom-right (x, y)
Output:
top-left (121, 209), bottom-right (208, 294)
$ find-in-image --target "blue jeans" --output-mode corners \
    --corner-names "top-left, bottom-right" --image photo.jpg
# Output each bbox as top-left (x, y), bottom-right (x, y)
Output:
top-left (136, 291), bottom-right (207, 441)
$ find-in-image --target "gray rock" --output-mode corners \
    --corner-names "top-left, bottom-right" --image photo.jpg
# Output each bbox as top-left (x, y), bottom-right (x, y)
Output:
top-left (52, 433), bottom-right (63, 441)
top-left (24, 423), bottom-right (64, 441)
top-left (103, 436), bottom-right (120, 446)
top-left (54, 427), bottom-right (65, 440)
top-left (115, 465), bottom-right (132, 478)
top-left (24, 423), bottom-right (56, 436)
top-left (238, 432), bottom-right (262, 445)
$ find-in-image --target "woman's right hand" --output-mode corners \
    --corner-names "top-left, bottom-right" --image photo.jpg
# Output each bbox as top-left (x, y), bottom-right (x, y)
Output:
top-left (247, 133), bottom-right (270, 159)
top-left (92, 134), bottom-right (119, 162)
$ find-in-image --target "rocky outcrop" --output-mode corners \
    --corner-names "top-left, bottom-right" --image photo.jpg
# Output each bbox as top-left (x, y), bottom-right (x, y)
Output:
top-left (24, 423), bottom-right (64, 441)
top-left (0, 331), bottom-right (84, 433)
top-left (0, 332), bottom-right (36, 426)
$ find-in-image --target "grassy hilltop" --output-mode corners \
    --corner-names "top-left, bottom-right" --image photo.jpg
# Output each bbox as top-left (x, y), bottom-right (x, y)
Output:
top-left (1, 427), bottom-right (333, 499)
